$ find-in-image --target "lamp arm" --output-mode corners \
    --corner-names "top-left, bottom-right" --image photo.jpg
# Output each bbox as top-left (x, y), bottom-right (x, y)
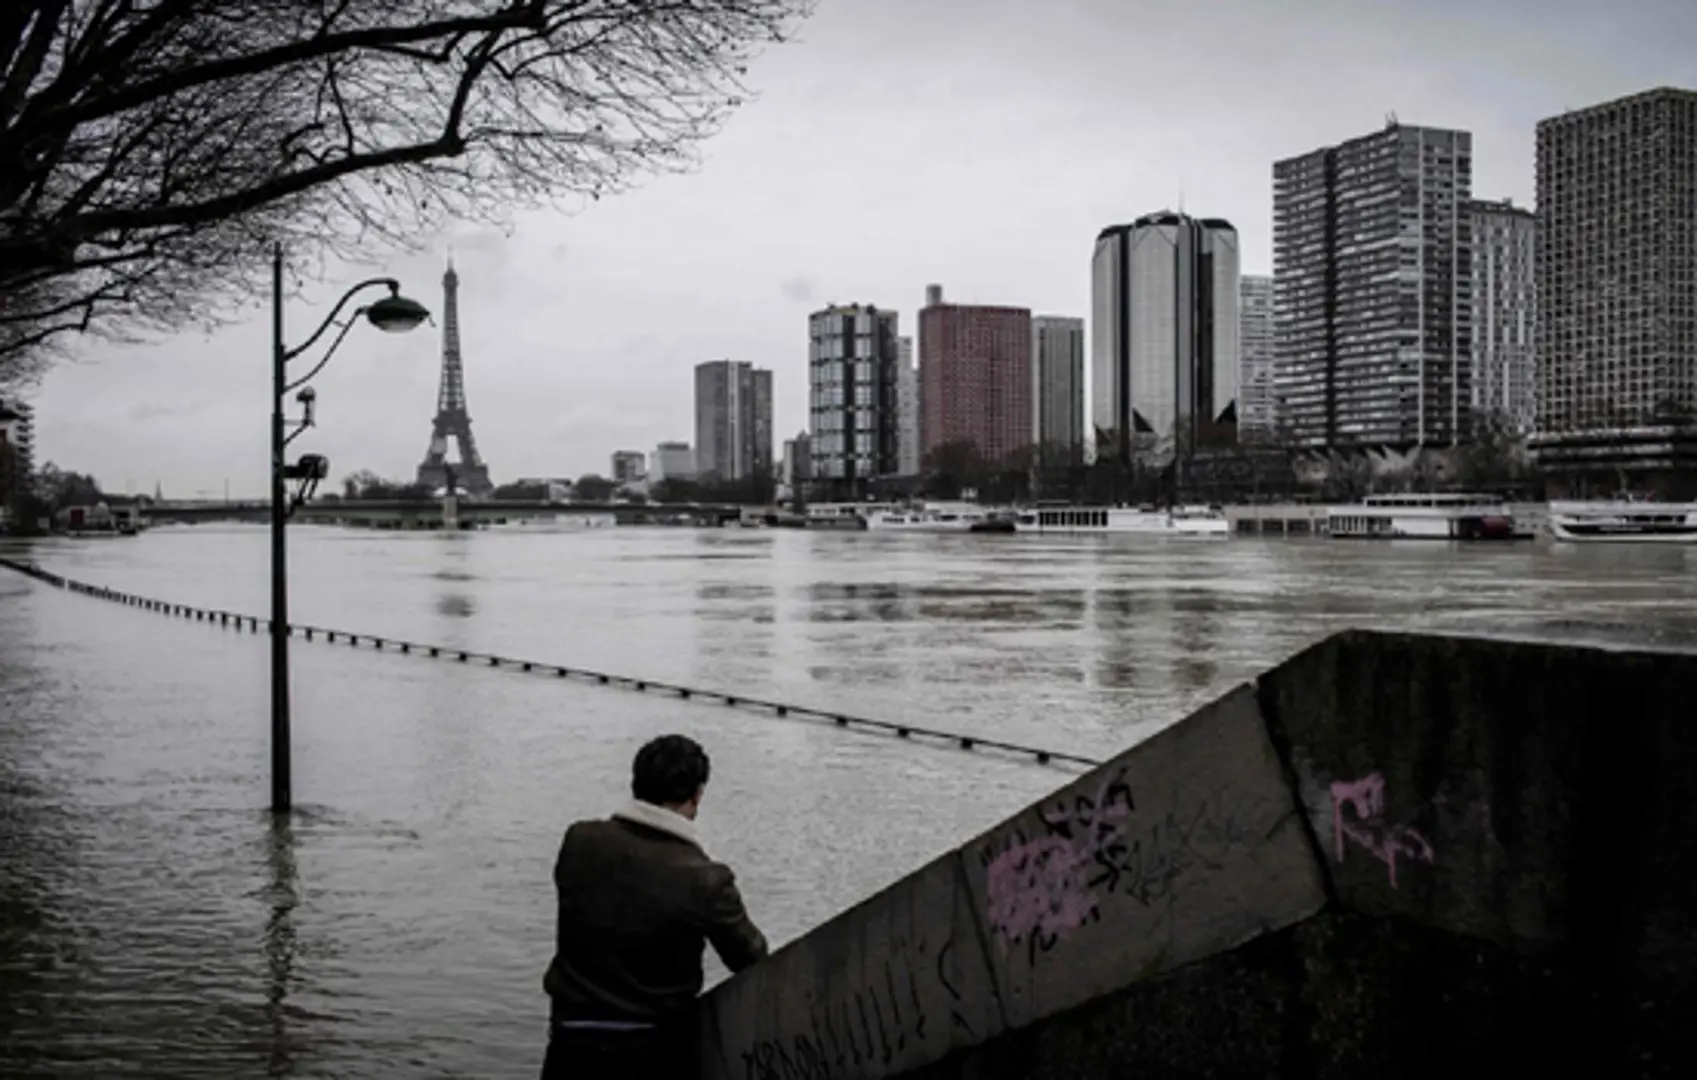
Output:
top-left (282, 278), bottom-right (398, 363)
top-left (283, 311), bottom-right (364, 394)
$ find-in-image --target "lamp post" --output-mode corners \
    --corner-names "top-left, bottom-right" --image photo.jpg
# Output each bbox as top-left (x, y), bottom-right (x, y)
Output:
top-left (270, 242), bottom-right (429, 814)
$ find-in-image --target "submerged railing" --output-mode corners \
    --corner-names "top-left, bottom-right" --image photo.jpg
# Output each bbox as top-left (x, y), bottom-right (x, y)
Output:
top-left (0, 557), bottom-right (1099, 771)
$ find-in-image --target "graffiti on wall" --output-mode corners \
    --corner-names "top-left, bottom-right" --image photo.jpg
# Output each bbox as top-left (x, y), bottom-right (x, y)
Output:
top-left (977, 765), bottom-right (1257, 963)
top-left (735, 935), bottom-right (971, 1080)
top-left (1330, 772), bottom-right (1434, 887)
top-left (1326, 768), bottom-right (1498, 889)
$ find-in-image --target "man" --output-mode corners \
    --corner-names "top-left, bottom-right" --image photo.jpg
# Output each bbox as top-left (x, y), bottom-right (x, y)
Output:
top-left (541, 734), bottom-right (769, 1078)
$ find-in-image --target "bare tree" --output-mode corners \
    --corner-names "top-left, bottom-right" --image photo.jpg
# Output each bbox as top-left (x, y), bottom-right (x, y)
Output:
top-left (0, 0), bottom-right (813, 373)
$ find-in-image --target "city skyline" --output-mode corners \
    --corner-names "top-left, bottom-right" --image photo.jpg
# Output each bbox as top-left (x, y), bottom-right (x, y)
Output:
top-left (16, 0), bottom-right (1697, 495)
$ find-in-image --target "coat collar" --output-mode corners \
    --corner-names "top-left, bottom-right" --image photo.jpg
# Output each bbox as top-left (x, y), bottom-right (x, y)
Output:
top-left (612, 799), bottom-right (704, 852)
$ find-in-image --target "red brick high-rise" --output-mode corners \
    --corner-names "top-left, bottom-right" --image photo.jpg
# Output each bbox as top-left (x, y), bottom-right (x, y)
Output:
top-left (918, 284), bottom-right (1033, 468)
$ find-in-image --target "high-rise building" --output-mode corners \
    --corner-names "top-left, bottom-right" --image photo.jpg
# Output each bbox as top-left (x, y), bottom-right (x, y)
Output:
top-left (808, 303), bottom-right (901, 490)
top-left (610, 450), bottom-right (647, 485)
top-left (1273, 121), bottom-right (1473, 449)
top-left (1237, 275), bottom-right (1277, 441)
top-left (1031, 315), bottom-right (1085, 467)
top-left (1534, 88), bottom-right (1697, 488)
top-left (0, 397), bottom-right (34, 482)
top-left (781, 431), bottom-right (812, 487)
top-left (1091, 212), bottom-right (1240, 464)
top-left (896, 336), bottom-right (920, 477)
top-left (918, 283), bottom-right (1032, 466)
top-left (693, 360), bottom-right (773, 483)
top-left (650, 441), bottom-right (695, 483)
top-left (1468, 198), bottom-right (1537, 435)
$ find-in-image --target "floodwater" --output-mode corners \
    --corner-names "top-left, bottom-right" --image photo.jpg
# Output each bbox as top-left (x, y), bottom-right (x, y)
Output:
top-left (2, 524), bottom-right (1694, 1077)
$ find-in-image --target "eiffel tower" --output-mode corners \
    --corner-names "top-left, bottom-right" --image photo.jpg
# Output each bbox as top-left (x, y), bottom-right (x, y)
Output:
top-left (416, 258), bottom-right (493, 496)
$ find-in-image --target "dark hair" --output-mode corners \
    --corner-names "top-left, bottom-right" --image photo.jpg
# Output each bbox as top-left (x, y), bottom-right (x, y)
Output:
top-left (631, 735), bottom-right (710, 806)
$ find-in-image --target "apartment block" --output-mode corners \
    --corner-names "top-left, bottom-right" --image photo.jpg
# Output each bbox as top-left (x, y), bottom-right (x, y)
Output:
top-left (1273, 121), bottom-right (1473, 448)
top-left (1469, 198), bottom-right (1537, 434)
top-left (694, 360), bottom-right (773, 482)
top-left (896, 336), bottom-right (920, 477)
top-left (1237, 275), bottom-right (1277, 440)
top-left (919, 283), bottom-right (1032, 466)
top-left (1534, 87), bottom-right (1697, 488)
top-left (0, 398), bottom-right (34, 483)
top-left (609, 450), bottom-right (647, 485)
top-left (808, 303), bottom-right (901, 490)
top-left (781, 431), bottom-right (812, 486)
top-left (1032, 315), bottom-right (1085, 467)
top-left (649, 441), bottom-right (695, 483)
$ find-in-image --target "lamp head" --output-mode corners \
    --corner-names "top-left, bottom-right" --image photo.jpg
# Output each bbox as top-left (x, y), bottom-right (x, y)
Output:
top-left (365, 292), bottom-right (430, 333)
top-left (294, 454), bottom-right (330, 482)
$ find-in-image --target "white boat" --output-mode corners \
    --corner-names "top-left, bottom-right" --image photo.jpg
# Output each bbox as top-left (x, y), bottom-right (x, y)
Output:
top-left (484, 512), bottom-right (616, 532)
top-left (803, 502), bottom-right (879, 530)
top-left (1547, 498), bottom-right (1697, 544)
top-left (1011, 504), bottom-right (1230, 537)
top-left (863, 502), bottom-right (1014, 533)
top-left (1326, 493), bottom-right (1530, 540)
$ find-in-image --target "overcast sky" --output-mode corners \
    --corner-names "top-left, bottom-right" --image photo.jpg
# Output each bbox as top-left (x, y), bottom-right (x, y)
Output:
top-left (23, 0), bottom-right (1697, 498)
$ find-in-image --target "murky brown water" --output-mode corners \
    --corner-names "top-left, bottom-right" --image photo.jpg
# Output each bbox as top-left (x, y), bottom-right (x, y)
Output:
top-left (3, 525), bottom-right (1693, 1076)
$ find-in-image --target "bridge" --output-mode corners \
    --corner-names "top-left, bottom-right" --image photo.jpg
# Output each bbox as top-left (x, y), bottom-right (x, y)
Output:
top-left (141, 498), bottom-right (751, 528)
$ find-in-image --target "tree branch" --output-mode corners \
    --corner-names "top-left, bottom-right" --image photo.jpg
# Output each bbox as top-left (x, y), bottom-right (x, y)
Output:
top-left (0, 0), bottom-right (814, 372)
top-left (13, 3), bottom-right (554, 142)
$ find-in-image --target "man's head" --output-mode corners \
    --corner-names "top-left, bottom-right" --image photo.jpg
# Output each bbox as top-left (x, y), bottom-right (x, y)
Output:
top-left (632, 734), bottom-right (711, 819)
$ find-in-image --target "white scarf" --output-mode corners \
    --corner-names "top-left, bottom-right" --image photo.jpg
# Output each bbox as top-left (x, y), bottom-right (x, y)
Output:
top-left (612, 799), bottom-right (704, 852)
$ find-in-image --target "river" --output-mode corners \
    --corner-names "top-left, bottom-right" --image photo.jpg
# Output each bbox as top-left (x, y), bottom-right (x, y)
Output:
top-left (2, 524), bottom-right (1694, 1077)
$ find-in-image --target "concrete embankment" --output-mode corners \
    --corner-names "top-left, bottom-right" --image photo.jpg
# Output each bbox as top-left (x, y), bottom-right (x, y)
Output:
top-left (697, 629), bottom-right (1697, 1078)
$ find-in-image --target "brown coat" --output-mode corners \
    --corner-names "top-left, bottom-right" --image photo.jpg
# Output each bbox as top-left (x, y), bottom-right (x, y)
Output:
top-left (543, 804), bottom-right (768, 1024)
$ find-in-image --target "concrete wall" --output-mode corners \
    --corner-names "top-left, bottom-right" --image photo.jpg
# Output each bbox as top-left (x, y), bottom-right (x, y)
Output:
top-left (696, 630), bottom-right (1697, 1078)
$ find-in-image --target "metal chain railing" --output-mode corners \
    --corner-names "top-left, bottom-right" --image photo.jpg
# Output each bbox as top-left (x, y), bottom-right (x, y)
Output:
top-left (0, 557), bottom-right (1101, 771)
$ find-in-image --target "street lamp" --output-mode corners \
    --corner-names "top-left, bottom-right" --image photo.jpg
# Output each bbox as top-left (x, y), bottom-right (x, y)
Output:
top-left (270, 242), bottom-right (428, 814)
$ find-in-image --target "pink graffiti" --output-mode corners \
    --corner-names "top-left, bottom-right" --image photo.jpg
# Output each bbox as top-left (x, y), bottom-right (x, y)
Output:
top-left (1330, 772), bottom-right (1435, 888)
top-left (983, 837), bottom-right (1095, 949)
top-left (983, 769), bottom-right (1134, 950)
top-left (1039, 770), bottom-right (1133, 840)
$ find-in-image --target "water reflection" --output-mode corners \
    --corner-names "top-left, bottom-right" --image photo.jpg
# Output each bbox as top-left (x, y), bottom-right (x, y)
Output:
top-left (804, 581), bottom-right (917, 624)
top-left (260, 814), bottom-right (300, 1077)
top-left (1091, 585), bottom-right (1175, 691)
top-left (1171, 591), bottom-right (1222, 690)
top-left (431, 535), bottom-right (478, 623)
top-left (435, 595), bottom-right (476, 618)
top-left (687, 533), bottom-right (779, 691)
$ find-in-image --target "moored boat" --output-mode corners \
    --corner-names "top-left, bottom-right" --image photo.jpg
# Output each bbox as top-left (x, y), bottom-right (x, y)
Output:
top-left (803, 503), bottom-right (874, 530)
top-left (1326, 493), bottom-right (1531, 540)
top-left (1547, 498), bottom-right (1697, 544)
top-left (863, 502), bottom-right (1009, 533)
top-left (1011, 504), bottom-right (1230, 537)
